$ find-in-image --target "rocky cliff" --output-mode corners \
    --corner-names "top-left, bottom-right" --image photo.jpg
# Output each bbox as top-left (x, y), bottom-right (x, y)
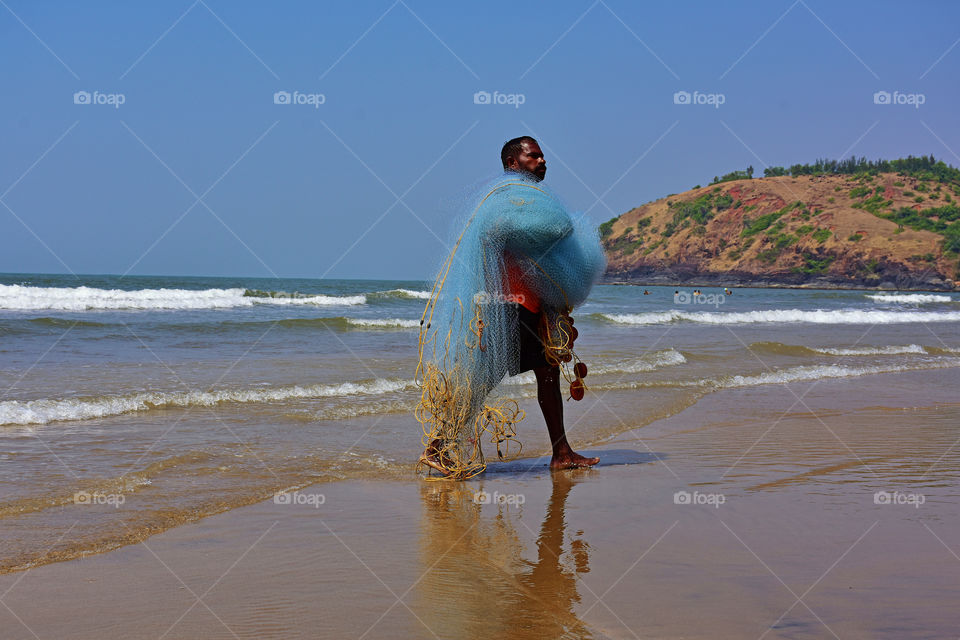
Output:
top-left (601, 171), bottom-right (960, 290)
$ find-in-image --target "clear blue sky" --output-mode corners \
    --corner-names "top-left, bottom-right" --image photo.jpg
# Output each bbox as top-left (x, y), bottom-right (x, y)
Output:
top-left (2, 0), bottom-right (959, 279)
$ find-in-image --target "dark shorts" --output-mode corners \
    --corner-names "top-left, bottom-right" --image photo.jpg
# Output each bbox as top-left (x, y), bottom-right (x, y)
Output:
top-left (510, 304), bottom-right (549, 375)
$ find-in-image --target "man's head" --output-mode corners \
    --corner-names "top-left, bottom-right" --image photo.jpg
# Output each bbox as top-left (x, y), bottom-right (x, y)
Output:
top-left (501, 136), bottom-right (546, 182)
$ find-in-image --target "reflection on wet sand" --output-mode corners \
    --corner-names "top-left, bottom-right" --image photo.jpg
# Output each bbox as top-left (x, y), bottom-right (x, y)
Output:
top-left (415, 473), bottom-right (593, 639)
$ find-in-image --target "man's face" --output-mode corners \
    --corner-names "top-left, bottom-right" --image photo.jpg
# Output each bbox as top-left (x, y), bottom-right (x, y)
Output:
top-left (507, 140), bottom-right (546, 182)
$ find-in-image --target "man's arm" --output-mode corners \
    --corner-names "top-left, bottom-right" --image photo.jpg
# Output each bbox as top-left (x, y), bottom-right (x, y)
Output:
top-left (492, 186), bottom-right (574, 255)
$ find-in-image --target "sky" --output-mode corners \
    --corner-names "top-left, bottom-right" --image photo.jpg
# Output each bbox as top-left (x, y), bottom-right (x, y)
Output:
top-left (2, 0), bottom-right (959, 280)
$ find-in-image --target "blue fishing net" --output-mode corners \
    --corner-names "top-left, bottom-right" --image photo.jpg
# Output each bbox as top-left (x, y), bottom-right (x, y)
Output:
top-left (416, 173), bottom-right (606, 478)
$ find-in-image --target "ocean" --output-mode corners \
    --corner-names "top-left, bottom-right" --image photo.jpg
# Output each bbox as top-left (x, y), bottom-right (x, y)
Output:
top-left (1, 272), bottom-right (959, 573)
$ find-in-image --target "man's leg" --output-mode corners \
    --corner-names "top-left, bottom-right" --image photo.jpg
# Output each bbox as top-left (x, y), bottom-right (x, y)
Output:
top-left (533, 365), bottom-right (599, 469)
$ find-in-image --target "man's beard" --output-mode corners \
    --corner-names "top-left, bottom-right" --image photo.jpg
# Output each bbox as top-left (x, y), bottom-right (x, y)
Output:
top-left (507, 166), bottom-right (545, 182)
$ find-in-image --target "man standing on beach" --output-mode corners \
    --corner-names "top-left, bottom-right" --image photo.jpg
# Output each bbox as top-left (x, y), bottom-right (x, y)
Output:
top-left (499, 136), bottom-right (599, 470)
top-left (419, 137), bottom-right (600, 474)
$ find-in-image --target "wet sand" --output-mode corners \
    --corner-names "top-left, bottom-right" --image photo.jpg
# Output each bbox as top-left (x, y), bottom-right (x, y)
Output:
top-left (2, 371), bottom-right (959, 639)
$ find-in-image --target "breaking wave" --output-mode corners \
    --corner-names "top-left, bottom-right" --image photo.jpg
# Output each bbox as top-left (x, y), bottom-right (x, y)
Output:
top-left (345, 318), bottom-right (419, 329)
top-left (715, 361), bottom-right (957, 388)
top-left (502, 348), bottom-right (687, 385)
top-left (0, 378), bottom-right (416, 426)
top-left (370, 289), bottom-right (432, 300)
top-left (0, 284), bottom-right (366, 311)
top-left (866, 293), bottom-right (953, 304)
top-left (750, 341), bottom-right (928, 356)
top-left (812, 344), bottom-right (926, 356)
top-left (597, 358), bottom-right (960, 392)
top-left (598, 309), bottom-right (960, 326)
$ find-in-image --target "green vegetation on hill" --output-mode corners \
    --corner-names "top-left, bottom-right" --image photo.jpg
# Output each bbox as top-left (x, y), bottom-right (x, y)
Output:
top-left (710, 166), bottom-right (753, 185)
top-left (811, 228), bottom-right (832, 243)
top-left (760, 155), bottom-right (960, 183)
top-left (877, 206), bottom-right (960, 254)
top-left (662, 190), bottom-right (733, 237)
top-left (740, 201), bottom-right (807, 237)
top-left (603, 216), bottom-right (655, 256)
top-left (792, 251), bottom-right (835, 275)
top-left (838, 166), bottom-right (960, 255)
top-left (599, 218), bottom-right (616, 238)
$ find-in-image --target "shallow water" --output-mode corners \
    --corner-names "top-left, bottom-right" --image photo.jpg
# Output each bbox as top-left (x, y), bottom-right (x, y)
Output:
top-left (1, 273), bottom-right (959, 573)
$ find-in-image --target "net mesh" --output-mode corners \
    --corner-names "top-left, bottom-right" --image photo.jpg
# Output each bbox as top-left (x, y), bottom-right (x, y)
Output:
top-left (416, 174), bottom-right (606, 478)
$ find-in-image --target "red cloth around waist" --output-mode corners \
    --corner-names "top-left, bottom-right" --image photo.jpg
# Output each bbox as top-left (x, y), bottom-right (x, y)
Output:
top-left (504, 253), bottom-right (540, 313)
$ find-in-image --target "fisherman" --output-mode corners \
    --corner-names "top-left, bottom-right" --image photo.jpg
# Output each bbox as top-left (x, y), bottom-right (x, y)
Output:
top-left (418, 136), bottom-right (602, 476)
top-left (498, 137), bottom-right (599, 470)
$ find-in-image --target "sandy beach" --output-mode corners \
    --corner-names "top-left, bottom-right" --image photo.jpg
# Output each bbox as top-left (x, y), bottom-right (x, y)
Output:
top-left (2, 367), bottom-right (958, 639)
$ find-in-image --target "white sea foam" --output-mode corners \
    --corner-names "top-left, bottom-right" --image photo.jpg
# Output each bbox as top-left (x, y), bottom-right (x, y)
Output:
top-left (502, 349), bottom-right (686, 385)
top-left (597, 358), bottom-right (960, 393)
top-left (715, 362), bottom-right (949, 388)
top-left (378, 289), bottom-right (432, 300)
top-left (257, 294), bottom-right (366, 306)
top-left (312, 400), bottom-right (417, 421)
top-left (0, 379), bottom-right (416, 426)
top-left (601, 309), bottom-right (960, 326)
top-left (866, 293), bottom-right (953, 304)
top-left (0, 285), bottom-right (366, 311)
top-left (346, 318), bottom-right (420, 329)
top-left (591, 348), bottom-right (687, 375)
top-left (812, 344), bottom-right (926, 356)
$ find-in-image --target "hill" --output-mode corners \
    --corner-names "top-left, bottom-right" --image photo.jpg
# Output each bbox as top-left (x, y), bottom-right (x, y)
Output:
top-left (601, 158), bottom-right (960, 290)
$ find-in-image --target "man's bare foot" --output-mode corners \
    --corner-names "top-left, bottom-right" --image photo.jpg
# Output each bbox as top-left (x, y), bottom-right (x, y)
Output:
top-left (418, 450), bottom-right (454, 476)
top-left (550, 451), bottom-right (599, 470)
top-left (419, 440), bottom-right (458, 476)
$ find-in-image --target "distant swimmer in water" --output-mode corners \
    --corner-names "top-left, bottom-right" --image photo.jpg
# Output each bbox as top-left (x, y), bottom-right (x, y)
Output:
top-left (643, 289), bottom-right (650, 295)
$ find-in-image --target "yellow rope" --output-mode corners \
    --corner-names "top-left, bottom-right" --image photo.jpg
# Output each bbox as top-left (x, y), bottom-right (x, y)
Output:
top-left (415, 182), bottom-right (559, 480)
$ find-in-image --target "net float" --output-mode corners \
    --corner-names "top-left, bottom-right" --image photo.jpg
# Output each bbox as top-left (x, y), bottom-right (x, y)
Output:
top-left (569, 379), bottom-right (585, 401)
